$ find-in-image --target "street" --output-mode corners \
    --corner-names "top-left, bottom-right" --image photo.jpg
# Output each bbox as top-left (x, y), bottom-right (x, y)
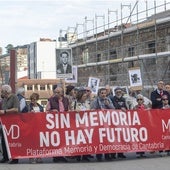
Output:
top-left (0, 152), bottom-right (170, 170)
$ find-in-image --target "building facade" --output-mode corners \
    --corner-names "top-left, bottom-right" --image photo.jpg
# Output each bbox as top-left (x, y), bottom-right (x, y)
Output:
top-left (28, 39), bottom-right (58, 79)
top-left (69, 9), bottom-right (170, 91)
top-left (17, 79), bottom-right (65, 109)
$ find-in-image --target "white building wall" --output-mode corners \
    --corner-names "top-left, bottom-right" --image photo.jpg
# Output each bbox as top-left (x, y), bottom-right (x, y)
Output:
top-left (36, 41), bottom-right (57, 79)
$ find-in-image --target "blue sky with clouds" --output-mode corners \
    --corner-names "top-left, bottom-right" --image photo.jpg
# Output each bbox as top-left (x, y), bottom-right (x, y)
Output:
top-left (0, 0), bottom-right (168, 53)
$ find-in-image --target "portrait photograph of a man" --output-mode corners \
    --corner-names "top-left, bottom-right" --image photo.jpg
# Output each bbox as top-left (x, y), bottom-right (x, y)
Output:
top-left (56, 49), bottom-right (72, 78)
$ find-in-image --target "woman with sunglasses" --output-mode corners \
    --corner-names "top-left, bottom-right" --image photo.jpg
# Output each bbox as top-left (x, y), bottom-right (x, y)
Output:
top-left (134, 94), bottom-right (150, 158)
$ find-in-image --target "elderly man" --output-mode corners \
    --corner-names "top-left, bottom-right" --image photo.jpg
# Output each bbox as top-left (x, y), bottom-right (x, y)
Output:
top-left (0, 84), bottom-right (19, 164)
top-left (91, 87), bottom-right (115, 161)
top-left (151, 80), bottom-right (170, 109)
top-left (16, 87), bottom-right (28, 113)
top-left (46, 85), bottom-right (69, 163)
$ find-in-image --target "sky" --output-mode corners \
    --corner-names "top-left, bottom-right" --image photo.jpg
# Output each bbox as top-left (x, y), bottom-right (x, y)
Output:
top-left (0, 0), bottom-right (169, 54)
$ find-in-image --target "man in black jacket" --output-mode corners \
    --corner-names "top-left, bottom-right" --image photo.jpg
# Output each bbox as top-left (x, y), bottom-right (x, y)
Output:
top-left (150, 80), bottom-right (170, 109)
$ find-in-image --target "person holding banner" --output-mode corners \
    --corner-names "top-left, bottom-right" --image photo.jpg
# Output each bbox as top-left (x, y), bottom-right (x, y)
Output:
top-left (16, 87), bottom-right (28, 113)
top-left (161, 95), bottom-right (170, 109)
top-left (0, 85), bottom-right (19, 164)
top-left (28, 92), bottom-right (44, 163)
top-left (134, 94), bottom-right (149, 158)
top-left (112, 87), bottom-right (127, 159)
top-left (70, 89), bottom-right (93, 162)
top-left (29, 93), bottom-right (44, 113)
top-left (150, 80), bottom-right (170, 109)
top-left (91, 88), bottom-right (115, 161)
top-left (46, 86), bottom-right (69, 163)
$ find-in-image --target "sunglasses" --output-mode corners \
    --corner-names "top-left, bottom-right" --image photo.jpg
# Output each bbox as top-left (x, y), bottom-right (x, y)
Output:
top-left (137, 99), bottom-right (143, 101)
top-left (162, 99), bottom-right (168, 101)
top-left (86, 90), bottom-right (91, 92)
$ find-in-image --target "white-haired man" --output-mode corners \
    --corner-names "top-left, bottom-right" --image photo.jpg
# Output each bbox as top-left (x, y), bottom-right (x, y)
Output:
top-left (0, 84), bottom-right (19, 164)
top-left (17, 87), bottom-right (28, 113)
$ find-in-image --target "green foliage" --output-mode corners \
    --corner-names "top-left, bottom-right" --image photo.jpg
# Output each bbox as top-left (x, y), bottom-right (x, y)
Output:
top-left (5, 44), bottom-right (14, 53)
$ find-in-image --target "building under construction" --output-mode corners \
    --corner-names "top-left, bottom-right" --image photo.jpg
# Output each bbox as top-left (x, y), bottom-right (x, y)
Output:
top-left (60, 1), bottom-right (170, 94)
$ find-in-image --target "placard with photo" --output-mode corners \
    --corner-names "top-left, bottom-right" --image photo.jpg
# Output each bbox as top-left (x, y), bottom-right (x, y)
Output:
top-left (56, 48), bottom-right (73, 78)
top-left (65, 66), bottom-right (77, 83)
top-left (88, 77), bottom-right (100, 94)
top-left (128, 67), bottom-right (142, 88)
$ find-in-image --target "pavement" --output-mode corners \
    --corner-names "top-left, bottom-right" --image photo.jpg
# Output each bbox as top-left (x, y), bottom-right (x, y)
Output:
top-left (0, 152), bottom-right (170, 170)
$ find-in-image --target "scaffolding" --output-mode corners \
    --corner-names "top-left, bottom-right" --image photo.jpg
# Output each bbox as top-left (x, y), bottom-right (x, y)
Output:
top-left (59, 1), bottom-right (170, 93)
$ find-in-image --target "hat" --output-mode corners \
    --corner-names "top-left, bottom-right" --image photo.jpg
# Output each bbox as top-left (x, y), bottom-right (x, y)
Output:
top-left (162, 95), bottom-right (168, 100)
top-left (114, 87), bottom-right (122, 92)
top-left (66, 85), bottom-right (75, 95)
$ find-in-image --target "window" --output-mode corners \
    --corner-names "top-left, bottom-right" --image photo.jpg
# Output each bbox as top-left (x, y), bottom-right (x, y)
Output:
top-left (128, 47), bottom-right (134, 57)
top-left (97, 54), bottom-right (101, 62)
top-left (148, 42), bottom-right (155, 53)
top-left (82, 48), bottom-right (89, 64)
top-left (40, 85), bottom-right (45, 90)
top-left (27, 85), bottom-right (32, 90)
top-left (110, 50), bottom-right (117, 59)
top-left (47, 84), bottom-right (51, 90)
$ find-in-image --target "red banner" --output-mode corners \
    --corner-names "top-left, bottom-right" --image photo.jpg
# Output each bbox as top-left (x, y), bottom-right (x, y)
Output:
top-left (0, 109), bottom-right (170, 159)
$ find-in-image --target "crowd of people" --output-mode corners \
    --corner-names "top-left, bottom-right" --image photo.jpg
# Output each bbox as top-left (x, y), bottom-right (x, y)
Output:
top-left (0, 80), bottom-right (170, 164)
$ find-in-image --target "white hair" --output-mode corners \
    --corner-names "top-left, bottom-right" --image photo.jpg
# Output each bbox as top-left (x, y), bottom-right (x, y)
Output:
top-left (16, 87), bottom-right (25, 95)
top-left (1, 84), bottom-right (12, 94)
top-left (136, 94), bottom-right (144, 100)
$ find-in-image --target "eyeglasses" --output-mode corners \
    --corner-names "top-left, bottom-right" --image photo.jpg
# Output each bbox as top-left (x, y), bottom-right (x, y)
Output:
top-left (137, 99), bottom-right (143, 101)
top-left (116, 91), bottom-right (122, 93)
top-left (100, 92), bottom-right (106, 94)
top-left (162, 99), bottom-right (168, 101)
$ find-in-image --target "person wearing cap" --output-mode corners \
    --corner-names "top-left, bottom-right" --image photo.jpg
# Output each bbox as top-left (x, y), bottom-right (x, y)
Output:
top-left (112, 87), bottom-right (127, 159)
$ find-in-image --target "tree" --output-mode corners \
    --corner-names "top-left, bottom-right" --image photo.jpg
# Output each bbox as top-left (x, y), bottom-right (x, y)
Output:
top-left (5, 44), bottom-right (14, 53)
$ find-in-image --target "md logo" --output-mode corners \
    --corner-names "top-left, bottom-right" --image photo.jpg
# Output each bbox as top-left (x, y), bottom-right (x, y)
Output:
top-left (4, 125), bottom-right (20, 139)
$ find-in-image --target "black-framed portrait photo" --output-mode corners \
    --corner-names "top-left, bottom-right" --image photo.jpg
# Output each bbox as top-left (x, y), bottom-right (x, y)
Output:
top-left (56, 48), bottom-right (73, 78)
